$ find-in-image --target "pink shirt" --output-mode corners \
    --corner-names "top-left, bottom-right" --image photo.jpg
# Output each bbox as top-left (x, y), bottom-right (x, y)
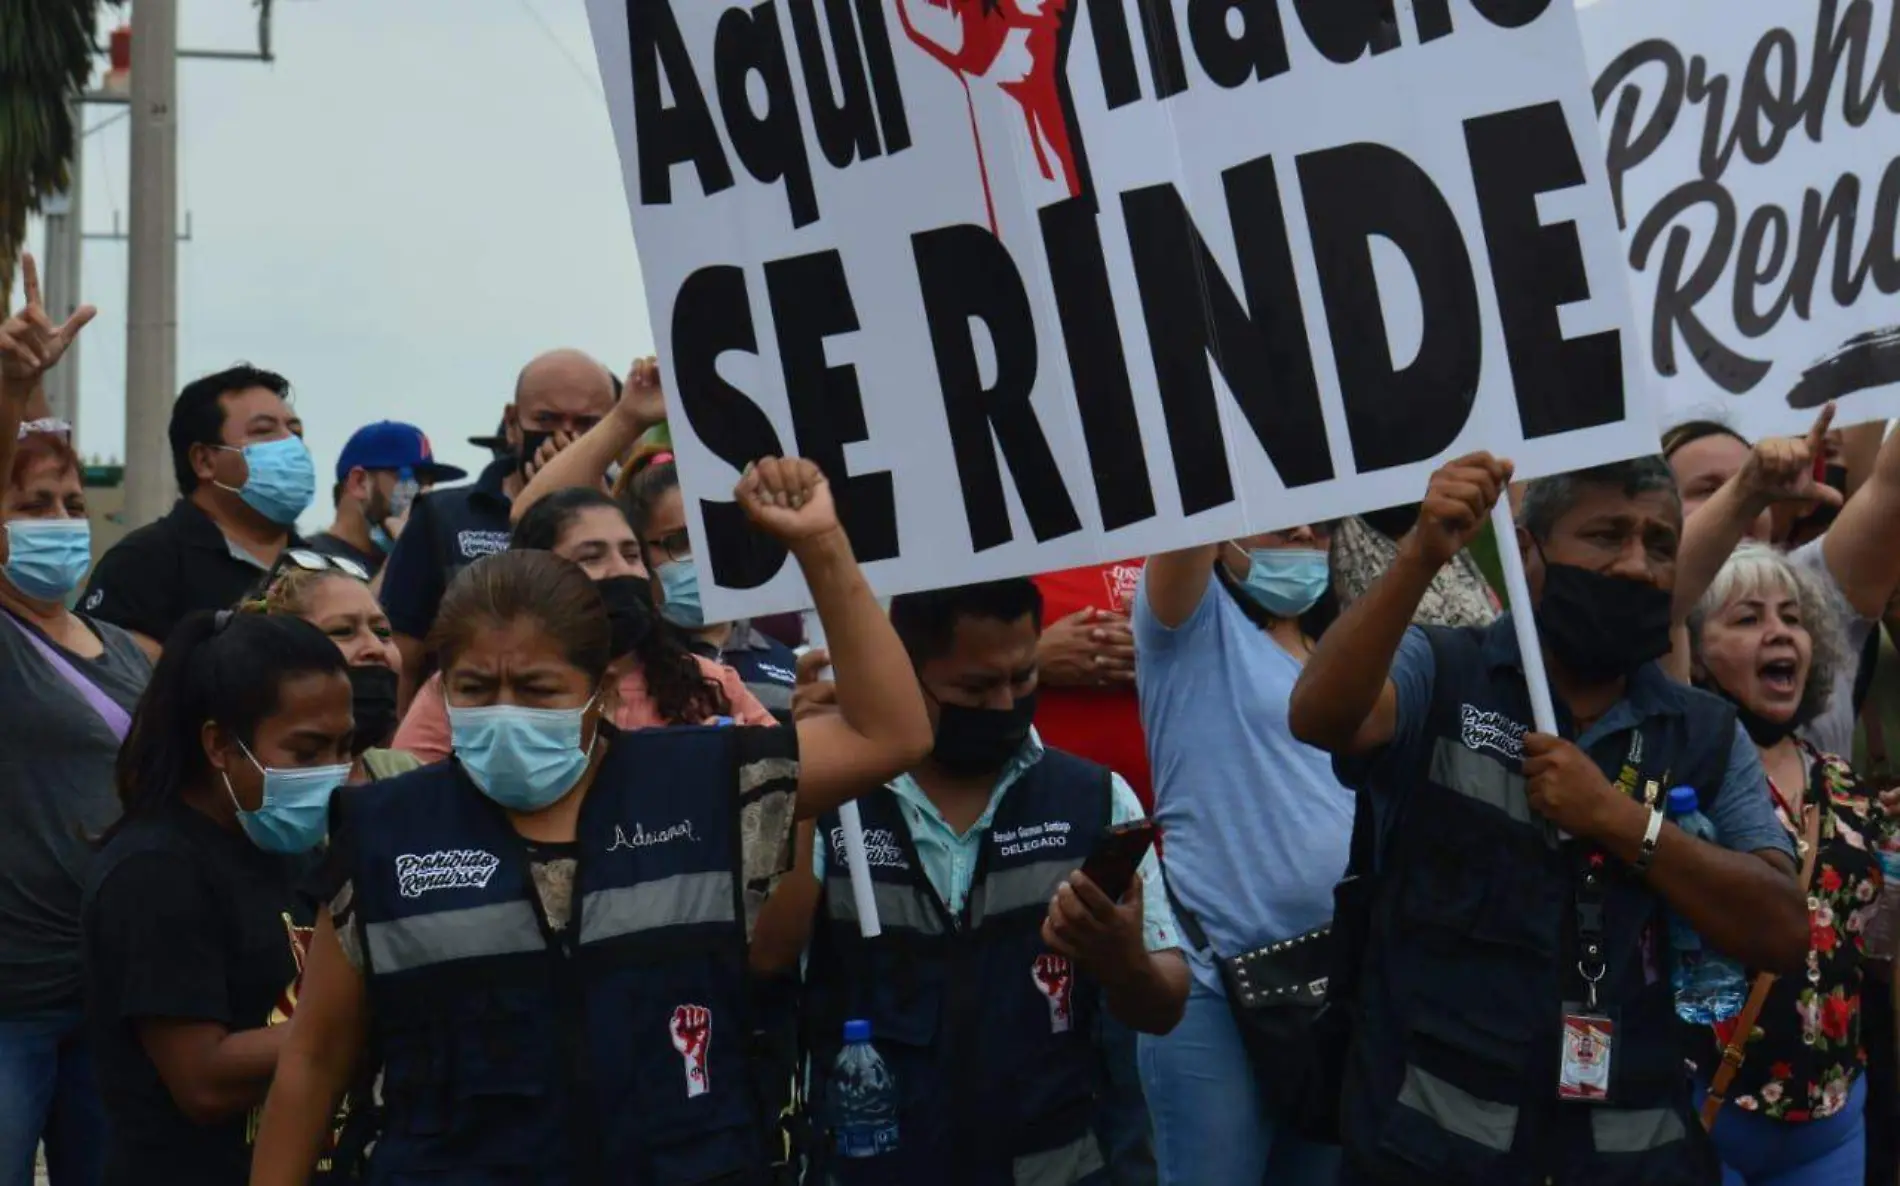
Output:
top-left (394, 654), bottom-right (772, 765)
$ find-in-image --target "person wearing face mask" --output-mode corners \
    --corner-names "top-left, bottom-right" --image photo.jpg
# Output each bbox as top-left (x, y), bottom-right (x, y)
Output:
top-left (1128, 522), bottom-right (1351, 1186)
top-left (240, 555), bottom-right (421, 784)
top-left (767, 579), bottom-right (1187, 1186)
top-left (0, 261), bottom-right (140, 1186)
top-left (1686, 543), bottom-right (1900, 1186)
top-left (247, 459), bottom-right (934, 1186)
top-left (81, 612), bottom-right (354, 1186)
top-left (510, 361), bottom-right (803, 721)
top-left (381, 349), bottom-right (636, 713)
top-left (1290, 455), bottom-right (1812, 1186)
top-left (306, 422), bottom-right (466, 581)
top-left (81, 365), bottom-right (317, 662)
top-left (392, 486), bottom-right (774, 763)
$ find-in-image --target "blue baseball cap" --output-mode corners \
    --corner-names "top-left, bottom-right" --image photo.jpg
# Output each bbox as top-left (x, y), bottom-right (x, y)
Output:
top-left (335, 421), bottom-right (468, 484)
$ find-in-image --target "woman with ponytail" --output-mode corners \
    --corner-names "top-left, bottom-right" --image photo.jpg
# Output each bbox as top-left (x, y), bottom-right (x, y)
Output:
top-left (81, 611), bottom-right (352, 1186)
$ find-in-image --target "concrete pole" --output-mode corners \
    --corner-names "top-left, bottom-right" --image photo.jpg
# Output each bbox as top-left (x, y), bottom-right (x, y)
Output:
top-left (41, 96), bottom-right (84, 441)
top-left (124, 0), bottom-right (180, 526)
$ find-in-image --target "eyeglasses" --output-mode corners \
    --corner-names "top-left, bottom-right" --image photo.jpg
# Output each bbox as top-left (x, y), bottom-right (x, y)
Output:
top-left (645, 529), bottom-right (693, 566)
top-left (278, 549), bottom-right (371, 582)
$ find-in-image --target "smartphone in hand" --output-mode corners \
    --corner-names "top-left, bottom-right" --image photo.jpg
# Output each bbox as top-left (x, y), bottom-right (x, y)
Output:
top-left (1079, 820), bottom-right (1158, 904)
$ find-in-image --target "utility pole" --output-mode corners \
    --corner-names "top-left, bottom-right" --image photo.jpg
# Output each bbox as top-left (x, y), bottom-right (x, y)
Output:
top-left (40, 95), bottom-right (84, 436)
top-left (124, 0), bottom-right (179, 528)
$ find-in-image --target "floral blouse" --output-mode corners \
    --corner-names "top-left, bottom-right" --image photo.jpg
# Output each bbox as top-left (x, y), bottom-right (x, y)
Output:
top-left (1713, 744), bottom-right (1898, 1122)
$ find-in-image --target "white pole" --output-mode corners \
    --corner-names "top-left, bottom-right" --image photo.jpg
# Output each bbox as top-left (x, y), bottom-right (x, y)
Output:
top-left (801, 612), bottom-right (882, 938)
top-left (125, 0), bottom-right (180, 529)
top-left (1488, 499), bottom-right (1559, 737)
top-left (42, 95), bottom-right (83, 437)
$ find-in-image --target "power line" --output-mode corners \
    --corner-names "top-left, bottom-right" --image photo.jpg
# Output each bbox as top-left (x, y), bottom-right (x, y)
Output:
top-left (509, 0), bottom-right (602, 99)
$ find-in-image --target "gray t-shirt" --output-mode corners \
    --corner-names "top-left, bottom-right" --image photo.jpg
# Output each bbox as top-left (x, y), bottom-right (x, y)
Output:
top-left (1789, 538), bottom-right (1877, 758)
top-left (0, 613), bottom-right (151, 1012)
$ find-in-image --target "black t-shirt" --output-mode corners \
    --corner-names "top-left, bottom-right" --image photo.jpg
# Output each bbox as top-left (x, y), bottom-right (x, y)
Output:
top-left (378, 457), bottom-right (514, 642)
top-left (80, 500), bottom-right (301, 645)
top-left (82, 799), bottom-right (317, 1186)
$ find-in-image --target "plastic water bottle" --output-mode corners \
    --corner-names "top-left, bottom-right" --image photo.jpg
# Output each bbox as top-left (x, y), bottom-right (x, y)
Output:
top-left (831, 1020), bottom-right (899, 1159)
top-left (1666, 788), bottom-right (1749, 1023)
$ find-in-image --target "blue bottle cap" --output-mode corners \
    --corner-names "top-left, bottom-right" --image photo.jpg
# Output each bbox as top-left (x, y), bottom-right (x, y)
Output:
top-left (1666, 786), bottom-right (1699, 816)
top-left (844, 1019), bottom-right (872, 1043)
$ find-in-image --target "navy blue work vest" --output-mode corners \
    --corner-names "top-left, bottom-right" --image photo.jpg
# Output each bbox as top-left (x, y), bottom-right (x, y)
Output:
top-left (342, 727), bottom-right (772, 1186)
top-left (805, 748), bottom-right (1113, 1186)
top-left (1342, 624), bottom-right (1736, 1186)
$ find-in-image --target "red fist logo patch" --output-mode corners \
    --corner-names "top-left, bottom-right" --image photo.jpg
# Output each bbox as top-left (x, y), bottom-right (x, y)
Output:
top-left (669, 1004), bottom-right (712, 1098)
top-left (1032, 954), bottom-right (1074, 1034)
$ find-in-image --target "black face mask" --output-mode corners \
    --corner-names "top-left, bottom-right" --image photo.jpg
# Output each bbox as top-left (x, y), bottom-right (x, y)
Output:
top-left (1697, 679), bottom-right (1798, 746)
top-left (930, 691), bottom-right (1039, 778)
top-left (348, 665), bottom-right (400, 755)
top-left (596, 576), bottom-right (655, 659)
top-left (517, 429), bottom-right (555, 477)
top-left (1535, 562), bottom-right (1673, 682)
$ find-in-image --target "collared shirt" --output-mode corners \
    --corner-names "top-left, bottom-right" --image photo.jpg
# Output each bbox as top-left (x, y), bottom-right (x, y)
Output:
top-left (1355, 615), bottom-right (1794, 863)
top-left (379, 456), bottom-right (515, 641)
top-left (811, 730), bottom-right (1182, 952)
top-left (305, 530), bottom-right (385, 578)
top-left (691, 622), bottom-right (798, 720)
top-left (81, 499), bottom-right (304, 644)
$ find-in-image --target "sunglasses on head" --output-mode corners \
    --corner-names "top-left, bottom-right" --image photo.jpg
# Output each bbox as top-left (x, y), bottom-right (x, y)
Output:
top-left (277, 549), bottom-right (371, 583)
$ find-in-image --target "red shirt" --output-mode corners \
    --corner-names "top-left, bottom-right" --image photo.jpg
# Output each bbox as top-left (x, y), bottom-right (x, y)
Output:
top-left (1032, 561), bottom-right (1152, 808)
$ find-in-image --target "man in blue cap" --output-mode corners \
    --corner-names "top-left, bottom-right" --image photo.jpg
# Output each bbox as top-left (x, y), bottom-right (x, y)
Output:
top-left (307, 421), bottom-right (467, 578)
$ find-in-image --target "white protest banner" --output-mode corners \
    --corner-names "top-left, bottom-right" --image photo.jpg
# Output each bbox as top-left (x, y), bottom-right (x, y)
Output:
top-left (587, 0), bottom-right (1656, 620)
top-left (1580, 0), bottom-right (1900, 438)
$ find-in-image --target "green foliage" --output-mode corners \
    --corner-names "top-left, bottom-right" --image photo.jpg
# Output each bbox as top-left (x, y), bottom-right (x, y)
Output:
top-left (1469, 516), bottom-right (1509, 610)
top-left (0, 0), bottom-right (113, 314)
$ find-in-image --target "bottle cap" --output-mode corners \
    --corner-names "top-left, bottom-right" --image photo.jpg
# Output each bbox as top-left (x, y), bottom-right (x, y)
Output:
top-left (844, 1019), bottom-right (872, 1043)
top-left (1666, 786), bottom-right (1699, 816)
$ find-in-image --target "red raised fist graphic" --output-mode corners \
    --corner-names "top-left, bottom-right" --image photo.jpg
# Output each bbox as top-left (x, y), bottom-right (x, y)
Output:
top-left (895, 0), bottom-right (1081, 234)
top-left (669, 1004), bottom-right (713, 1098)
top-left (1032, 953), bottom-right (1074, 1033)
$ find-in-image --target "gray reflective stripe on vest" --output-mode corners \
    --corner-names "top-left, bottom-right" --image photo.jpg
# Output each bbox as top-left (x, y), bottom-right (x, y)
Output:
top-left (580, 871), bottom-right (735, 945)
top-left (1396, 1064), bottom-right (1519, 1152)
top-left (970, 860), bottom-right (1075, 925)
top-left (1590, 1107), bottom-right (1686, 1154)
top-left (1429, 738), bottom-right (1532, 825)
top-left (825, 876), bottom-right (947, 936)
top-left (365, 899), bottom-right (545, 973)
top-left (1012, 1131), bottom-right (1104, 1186)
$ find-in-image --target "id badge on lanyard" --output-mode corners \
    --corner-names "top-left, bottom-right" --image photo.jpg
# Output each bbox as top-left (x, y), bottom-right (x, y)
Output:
top-left (1556, 729), bottom-right (1652, 1104)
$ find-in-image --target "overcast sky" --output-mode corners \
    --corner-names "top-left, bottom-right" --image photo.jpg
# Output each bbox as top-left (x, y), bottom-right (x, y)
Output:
top-left (13, 0), bottom-right (648, 526)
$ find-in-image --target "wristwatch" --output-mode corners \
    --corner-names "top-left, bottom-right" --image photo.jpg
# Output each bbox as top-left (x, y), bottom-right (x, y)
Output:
top-left (1632, 806), bottom-right (1666, 875)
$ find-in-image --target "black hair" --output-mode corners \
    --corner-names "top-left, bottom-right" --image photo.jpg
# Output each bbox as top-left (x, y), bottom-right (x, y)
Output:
top-left (108, 611), bottom-right (348, 841)
top-left (623, 460), bottom-right (681, 540)
top-left (1518, 457), bottom-right (1681, 543)
top-left (169, 364), bottom-right (292, 493)
top-left (890, 579), bottom-right (1044, 666)
top-left (508, 488), bottom-right (731, 725)
top-left (1661, 419), bottom-right (1750, 461)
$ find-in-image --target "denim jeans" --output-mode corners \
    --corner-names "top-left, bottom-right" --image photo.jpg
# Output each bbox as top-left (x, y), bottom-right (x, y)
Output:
top-left (0, 1009), bottom-right (105, 1186)
top-left (1137, 975), bottom-right (1340, 1186)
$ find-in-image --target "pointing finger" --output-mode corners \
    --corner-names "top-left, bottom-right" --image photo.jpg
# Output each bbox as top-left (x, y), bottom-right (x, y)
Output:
top-left (21, 254), bottom-right (39, 310)
top-left (56, 305), bottom-right (96, 343)
top-left (1806, 403), bottom-right (1837, 460)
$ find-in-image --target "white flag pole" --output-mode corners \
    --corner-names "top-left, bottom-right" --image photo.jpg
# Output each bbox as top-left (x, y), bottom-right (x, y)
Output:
top-left (802, 612), bottom-right (883, 938)
top-left (1488, 498), bottom-right (1559, 737)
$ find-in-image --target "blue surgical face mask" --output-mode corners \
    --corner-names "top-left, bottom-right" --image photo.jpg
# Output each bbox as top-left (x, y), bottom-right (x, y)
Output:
top-left (219, 436), bottom-right (316, 526)
top-left (449, 698), bottom-right (598, 813)
top-left (223, 740), bottom-right (350, 855)
top-left (3, 519), bottom-right (92, 602)
top-left (1233, 546), bottom-right (1331, 618)
top-left (658, 561), bottom-right (704, 628)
